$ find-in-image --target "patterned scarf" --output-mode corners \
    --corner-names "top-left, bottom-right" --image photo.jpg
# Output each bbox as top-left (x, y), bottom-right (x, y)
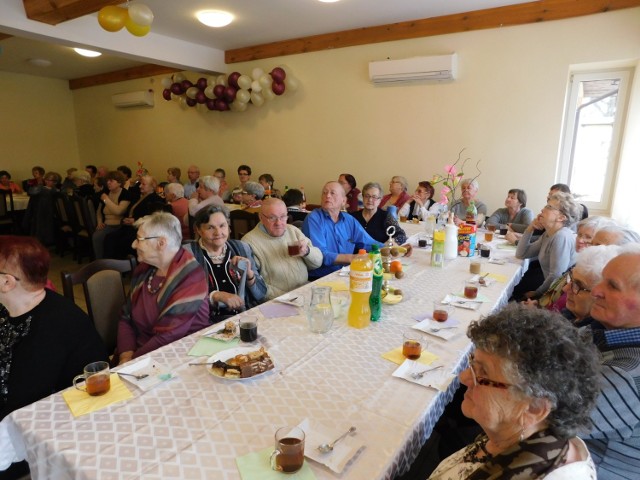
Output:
top-left (0, 306), bottom-right (32, 404)
top-left (464, 430), bottom-right (569, 479)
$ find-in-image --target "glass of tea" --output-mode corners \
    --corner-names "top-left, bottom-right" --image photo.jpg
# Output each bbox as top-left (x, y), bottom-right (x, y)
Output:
top-left (402, 331), bottom-right (424, 360)
top-left (239, 315), bottom-right (258, 343)
top-left (484, 231), bottom-right (494, 242)
top-left (270, 426), bottom-right (305, 473)
top-left (486, 224), bottom-right (497, 232)
top-left (287, 242), bottom-right (301, 256)
top-left (464, 281), bottom-right (479, 299)
top-left (432, 301), bottom-right (454, 322)
top-left (73, 361), bottom-right (111, 396)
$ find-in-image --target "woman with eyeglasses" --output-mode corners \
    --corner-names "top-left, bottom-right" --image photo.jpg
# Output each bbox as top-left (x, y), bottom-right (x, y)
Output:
top-left (351, 182), bottom-right (407, 244)
top-left (117, 212), bottom-right (209, 365)
top-left (399, 180), bottom-right (436, 221)
top-left (183, 205), bottom-right (266, 324)
top-left (429, 304), bottom-right (600, 479)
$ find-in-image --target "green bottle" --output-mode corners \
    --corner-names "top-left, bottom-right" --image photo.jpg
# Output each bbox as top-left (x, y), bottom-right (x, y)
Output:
top-left (369, 245), bottom-right (383, 321)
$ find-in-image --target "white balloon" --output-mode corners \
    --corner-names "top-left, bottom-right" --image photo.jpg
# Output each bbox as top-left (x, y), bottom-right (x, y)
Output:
top-left (250, 92), bottom-right (264, 107)
top-left (285, 76), bottom-right (299, 92)
top-left (262, 88), bottom-right (275, 102)
top-left (207, 76), bottom-right (217, 86)
top-left (179, 96), bottom-right (188, 108)
top-left (128, 4), bottom-right (154, 26)
top-left (236, 89), bottom-right (251, 104)
top-left (173, 73), bottom-right (186, 83)
top-left (231, 101), bottom-right (248, 112)
top-left (216, 75), bottom-right (227, 86)
top-left (250, 80), bottom-right (262, 93)
top-left (204, 85), bottom-right (216, 99)
top-left (186, 87), bottom-right (199, 99)
top-left (259, 73), bottom-right (272, 89)
top-left (252, 68), bottom-right (265, 81)
top-left (161, 77), bottom-right (172, 89)
top-left (237, 75), bottom-right (252, 90)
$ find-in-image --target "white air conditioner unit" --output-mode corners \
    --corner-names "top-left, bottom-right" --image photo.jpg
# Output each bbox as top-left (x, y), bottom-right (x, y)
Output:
top-left (111, 90), bottom-right (154, 108)
top-left (369, 54), bottom-right (457, 84)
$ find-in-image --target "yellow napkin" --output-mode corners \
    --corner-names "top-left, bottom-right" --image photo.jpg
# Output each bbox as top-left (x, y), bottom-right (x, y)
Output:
top-left (62, 374), bottom-right (133, 417)
top-left (486, 273), bottom-right (508, 283)
top-left (315, 281), bottom-right (348, 292)
top-left (382, 347), bottom-right (438, 366)
top-left (236, 446), bottom-right (317, 480)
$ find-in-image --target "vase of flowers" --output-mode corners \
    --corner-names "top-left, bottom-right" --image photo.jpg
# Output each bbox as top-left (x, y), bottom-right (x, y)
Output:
top-left (431, 149), bottom-right (481, 222)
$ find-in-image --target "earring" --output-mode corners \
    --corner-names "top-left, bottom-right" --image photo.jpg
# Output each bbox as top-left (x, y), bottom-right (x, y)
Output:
top-left (519, 416), bottom-right (525, 442)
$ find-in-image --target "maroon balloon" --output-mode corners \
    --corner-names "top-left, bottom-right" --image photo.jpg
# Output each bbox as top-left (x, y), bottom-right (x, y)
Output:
top-left (162, 88), bottom-right (172, 101)
top-left (195, 91), bottom-right (207, 104)
top-left (186, 98), bottom-right (197, 107)
top-left (224, 86), bottom-right (237, 102)
top-left (272, 81), bottom-right (286, 96)
top-left (215, 99), bottom-right (229, 111)
top-left (213, 84), bottom-right (226, 98)
top-left (196, 77), bottom-right (208, 90)
top-left (206, 99), bottom-right (217, 111)
top-left (170, 82), bottom-right (184, 95)
top-left (181, 80), bottom-right (193, 91)
top-left (228, 72), bottom-right (241, 89)
top-left (270, 67), bottom-right (286, 83)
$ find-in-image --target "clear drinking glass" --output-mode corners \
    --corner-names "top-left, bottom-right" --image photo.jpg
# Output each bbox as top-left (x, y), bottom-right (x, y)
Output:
top-left (307, 286), bottom-right (333, 333)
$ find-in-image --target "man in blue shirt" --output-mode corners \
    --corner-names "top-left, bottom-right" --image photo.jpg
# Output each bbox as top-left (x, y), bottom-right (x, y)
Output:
top-left (303, 181), bottom-right (383, 279)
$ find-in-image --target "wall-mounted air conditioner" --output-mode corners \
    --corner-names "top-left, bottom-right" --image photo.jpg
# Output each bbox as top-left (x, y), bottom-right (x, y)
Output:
top-left (369, 54), bottom-right (457, 84)
top-left (111, 90), bottom-right (154, 108)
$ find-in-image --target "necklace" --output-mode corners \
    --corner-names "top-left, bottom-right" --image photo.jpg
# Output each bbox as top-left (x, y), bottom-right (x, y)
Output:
top-left (146, 268), bottom-right (165, 295)
top-left (200, 239), bottom-right (227, 262)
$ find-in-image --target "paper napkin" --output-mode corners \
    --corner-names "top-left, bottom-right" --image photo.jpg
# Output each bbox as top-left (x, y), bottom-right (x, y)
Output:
top-left (392, 360), bottom-right (456, 391)
top-left (412, 318), bottom-right (460, 341)
top-left (260, 303), bottom-right (300, 319)
top-left (381, 347), bottom-right (438, 366)
top-left (188, 337), bottom-right (240, 357)
top-left (62, 374), bottom-right (133, 417)
top-left (298, 418), bottom-right (364, 474)
top-left (236, 446), bottom-right (317, 480)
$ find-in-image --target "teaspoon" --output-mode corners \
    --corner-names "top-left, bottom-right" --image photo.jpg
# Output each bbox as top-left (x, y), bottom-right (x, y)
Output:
top-left (317, 426), bottom-right (356, 454)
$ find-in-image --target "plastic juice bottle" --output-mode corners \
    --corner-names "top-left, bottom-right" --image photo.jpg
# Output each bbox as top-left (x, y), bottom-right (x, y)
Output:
top-left (369, 245), bottom-right (383, 322)
top-left (348, 249), bottom-right (373, 328)
top-left (431, 227), bottom-right (446, 267)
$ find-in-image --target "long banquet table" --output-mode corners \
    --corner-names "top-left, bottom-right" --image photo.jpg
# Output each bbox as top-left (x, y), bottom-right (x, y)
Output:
top-left (1, 225), bottom-right (526, 479)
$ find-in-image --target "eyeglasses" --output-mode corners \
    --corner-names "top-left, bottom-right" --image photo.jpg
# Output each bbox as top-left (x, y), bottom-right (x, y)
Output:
top-left (467, 353), bottom-right (514, 390)
top-left (0, 271), bottom-right (21, 281)
top-left (576, 233), bottom-right (593, 245)
top-left (543, 204), bottom-right (560, 211)
top-left (567, 271), bottom-right (591, 295)
top-left (135, 236), bottom-right (160, 242)
top-left (261, 214), bottom-right (288, 223)
top-left (363, 194), bottom-right (381, 200)
top-left (238, 173), bottom-right (249, 177)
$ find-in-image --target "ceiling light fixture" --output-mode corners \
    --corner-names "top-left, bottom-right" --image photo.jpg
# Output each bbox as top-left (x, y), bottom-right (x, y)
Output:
top-left (27, 58), bottom-right (52, 68)
top-left (318, 0), bottom-right (341, 3)
top-left (196, 10), bottom-right (234, 28)
top-left (74, 48), bottom-right (102, 58)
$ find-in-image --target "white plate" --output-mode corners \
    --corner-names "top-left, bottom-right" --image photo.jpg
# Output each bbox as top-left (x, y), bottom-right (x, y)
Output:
top-left (206, 346), bottom-right (275, 381)
top-left (116, 357), bottom-right (175, 392)
top-left (202, 323), bottom-right (238, 342)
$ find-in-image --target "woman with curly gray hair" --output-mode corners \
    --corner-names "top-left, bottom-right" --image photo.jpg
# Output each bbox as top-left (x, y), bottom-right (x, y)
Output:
top-left (430, 304), bottom-right (601, 479)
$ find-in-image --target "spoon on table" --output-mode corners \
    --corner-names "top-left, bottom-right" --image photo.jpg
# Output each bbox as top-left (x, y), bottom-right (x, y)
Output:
top-left (410, 365), bottom-right (443, 380)
top-left (117, 372), bottom-right (149, 380)
top-left (317, 426), bottom-right (356, 454)
top-left (478, 273), bottom-right (490, 286)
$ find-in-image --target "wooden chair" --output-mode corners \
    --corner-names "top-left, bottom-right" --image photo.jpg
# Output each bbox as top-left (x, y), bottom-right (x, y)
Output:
top-left (69, 194), bottom-right (97, 263)
top-left (229, 209), bottom-right (259, 240)
top-left (61, 257), bottom-right (136, 354)
top-left (52, 191), bottom-right (76, 257)
top-left (0, 189), bottom-right (16, 234)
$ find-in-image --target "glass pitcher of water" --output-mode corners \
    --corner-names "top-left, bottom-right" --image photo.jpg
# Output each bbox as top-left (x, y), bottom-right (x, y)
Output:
top-left (307, 286), bottom-right (333, 333)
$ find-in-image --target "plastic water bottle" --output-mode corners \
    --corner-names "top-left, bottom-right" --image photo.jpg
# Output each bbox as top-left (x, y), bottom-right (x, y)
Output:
top-left (369, 245), bottom-right (383, 322)
top-left (348, 249), bottom-right (373, 329)
top-left (444, 213), bottom-right (458, 260)
top-left (387, 205), bottom-right (398, 220)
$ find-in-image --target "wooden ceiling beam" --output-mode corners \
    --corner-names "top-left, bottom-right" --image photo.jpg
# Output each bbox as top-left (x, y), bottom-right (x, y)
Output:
top-left (226, 0), bottom-right (640, 63)
top-left (22, 0), bottom-right (121, 26)
top-left (69, 64), bottom-right (181, 90)
top-left (0, 34), bottom-right (14, 41)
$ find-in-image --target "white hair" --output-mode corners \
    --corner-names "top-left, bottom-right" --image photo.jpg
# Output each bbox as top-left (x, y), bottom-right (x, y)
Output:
top-left (200, 175), bottom-right (220, 193)
top-left (574, 245), bottom-right (621, 286)
top-left (165, 182), bottom-right (185, 199)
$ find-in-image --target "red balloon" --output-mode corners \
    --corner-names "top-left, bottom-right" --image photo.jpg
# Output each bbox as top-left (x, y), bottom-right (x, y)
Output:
top-left (271, 67), bottom-right (286, 83)
top-left (181, 80), bottom-right (193, 90)
top-left (224, 86), bottom-right (237, 102)
top-left (186, 98), bottom-right (197, 107)
top-left (272, 81), bottom-right (286, 96)
top-left (196, 91), bottom-right (207, 104)
top-left (170, 82), bottom-right (184, 95)
top-left (206, 99), bottom-right (217, 111)
top-left (215, 99), bottom-right (229, 111)
top-left (228, 72), bottom-right (241, 89)
top-left (196, 77), bottom-right (208, 90)
top-left (162, 89), bottom-right (172, 101)
top-left (213, 85), bottom-right (226, 98)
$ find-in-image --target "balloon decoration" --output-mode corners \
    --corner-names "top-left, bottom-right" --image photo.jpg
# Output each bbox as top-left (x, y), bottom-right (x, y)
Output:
top-left (98, 3), bottom-right (154, 37)
top-left (161, 67), bottom-right (300, 113)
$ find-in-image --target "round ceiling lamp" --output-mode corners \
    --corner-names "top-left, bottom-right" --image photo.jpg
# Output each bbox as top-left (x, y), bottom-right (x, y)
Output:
top-left (27, 58), bottom-right (52, 67)
top-left (196, 10), bottom-right (234, 28)
top-left (73, 48), bottom-right (102, 58)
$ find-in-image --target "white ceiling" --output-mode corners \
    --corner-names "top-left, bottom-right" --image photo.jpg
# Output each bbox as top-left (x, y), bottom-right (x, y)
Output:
top-left (0, 0), bottom-right (532, 80)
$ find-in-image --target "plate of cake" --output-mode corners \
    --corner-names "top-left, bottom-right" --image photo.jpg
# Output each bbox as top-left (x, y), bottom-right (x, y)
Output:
top-left (207, 346), bottom-right (275, 381)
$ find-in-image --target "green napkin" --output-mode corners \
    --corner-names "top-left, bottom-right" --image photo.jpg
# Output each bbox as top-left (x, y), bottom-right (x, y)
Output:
top-left (188, 337), bottom-right (239, 357)
top-left (236, 446), bottom-right (316, 480)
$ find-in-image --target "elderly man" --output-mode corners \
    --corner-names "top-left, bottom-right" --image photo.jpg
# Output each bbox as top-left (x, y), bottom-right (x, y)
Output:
top-left (303, 181), bottom-right (386, 279)
top-left (188, 175), bottom-right (224, 217)
top-left (580, 244), bottom-right (640, 479)
top-left (449, 178), bottom-right (488, 226)
top-left (241, 181), bottom-right (265, 213)
top-left (183, 165), bottom-right (200, 198)
top-left (243, 198), bottom-right (323, 299)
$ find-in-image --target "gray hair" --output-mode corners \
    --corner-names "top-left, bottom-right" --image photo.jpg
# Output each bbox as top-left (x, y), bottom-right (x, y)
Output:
top-left (243, 181), bottom-right (265, 200)
top-left (461, 178), bottom-right (480, 191)
top-left (164, 182), bottom-right (184, 199)
top-left (391, 176), bottom-right (408, 192)
top-left (577, 215), bottom-right (616, 233)
top-left (468, 303), bottom-right (601, 439)
top-left (549, 192), bottom-right (580, 227)
top-left (362, 182), bottom-right (383, 196)
top-left (573, 244), bottom-right (621, 287)
top-left (134, 211), bottom-right (182, 249)
top-left (595, 224), bottom-right (640, 245)
top-left (199, 175), bottom-right (220, 193)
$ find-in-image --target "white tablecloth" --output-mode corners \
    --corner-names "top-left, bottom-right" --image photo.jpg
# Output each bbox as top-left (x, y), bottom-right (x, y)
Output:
top-left (1, 241), bottom-right (524, 479)
top-left (10, 193), bottom-right (29, 211)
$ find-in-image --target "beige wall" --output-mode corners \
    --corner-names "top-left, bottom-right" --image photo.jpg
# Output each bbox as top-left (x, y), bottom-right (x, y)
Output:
top-left (3, 9), bottom-right (639, 225)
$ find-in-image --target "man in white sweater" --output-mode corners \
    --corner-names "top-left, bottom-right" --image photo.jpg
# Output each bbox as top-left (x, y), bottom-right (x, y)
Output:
top-left (243, 198), bottom-right (323, 299)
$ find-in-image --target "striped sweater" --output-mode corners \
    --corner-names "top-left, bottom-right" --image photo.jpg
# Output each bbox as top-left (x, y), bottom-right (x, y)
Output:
top-left (581, 322), bottom-right (640, 479)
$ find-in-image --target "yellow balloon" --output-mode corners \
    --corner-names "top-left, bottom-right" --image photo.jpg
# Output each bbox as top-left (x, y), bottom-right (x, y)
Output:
top-left (98, 6), bottom-right (127, 32)
top-left (125, 17), bottom-right (151, 37)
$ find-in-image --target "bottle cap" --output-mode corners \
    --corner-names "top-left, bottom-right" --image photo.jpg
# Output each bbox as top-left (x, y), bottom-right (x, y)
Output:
top-left (358, 249), bottom-right (367, 255)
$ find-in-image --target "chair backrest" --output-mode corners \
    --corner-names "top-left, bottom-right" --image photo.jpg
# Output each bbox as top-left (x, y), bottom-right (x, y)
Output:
top-left (61, 257), bottom-right (136, 353)
top-left (0, 190), bottom-right (15, 229)
top-left (53, 191), bottom-right (75, 230)
top-left (229, 209), bottom-right (259, 240)
top-left (70, 194), bottom-right (96, 237)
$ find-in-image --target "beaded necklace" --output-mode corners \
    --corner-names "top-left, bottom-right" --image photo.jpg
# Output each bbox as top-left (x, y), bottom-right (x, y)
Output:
top-left (199, 239), bottom-right (227, 262)
top-left (146, 268), bottom-right (165, 295)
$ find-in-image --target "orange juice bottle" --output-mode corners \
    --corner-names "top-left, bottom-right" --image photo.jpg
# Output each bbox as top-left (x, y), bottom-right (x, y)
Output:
top-left (348, 249), bottom-right (373, 329)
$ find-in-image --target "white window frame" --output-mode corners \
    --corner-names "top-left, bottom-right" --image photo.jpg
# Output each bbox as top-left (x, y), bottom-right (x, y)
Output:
top-left (556, 69), bottom-right (632, 214)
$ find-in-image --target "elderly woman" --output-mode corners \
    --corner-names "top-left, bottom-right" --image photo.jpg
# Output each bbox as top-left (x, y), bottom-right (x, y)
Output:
top-left (184, 205), bottom-right (267, 323)
top-left (166, 167), bottom-right (181, 184)
top-left (429, 304), bottom-right (600, 479)
top-left (561, 245), bottom-right (620, 327)
top-left (0, 170), bottom-right (23, 193)
top-left (351, 182), bottom-right (407, 244)
top-left (338, 173), bottom-right (362, 213)
top-left (592, 224), bottom-right (640, 246)
top-left (117, 212), bottom-right (209, 364)
top-left (450, 178), bottom-right (488, 226)
top-left (165, 182), bottom-right (190, 240)
top-left (93, 171), bottom-right (131, 259)
top-left (486, 188), bottom-right (534, 233)
top-left (72, 170), bottom-right (96, 199)
top-left (399, 181), bottom-right (436, 221)
top-left (513, 192), bottom-right (579, 301)
top-left (379, 175), bottom-right (411, 212)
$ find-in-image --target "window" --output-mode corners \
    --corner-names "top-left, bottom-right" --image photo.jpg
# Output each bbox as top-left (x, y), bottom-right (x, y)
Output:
top-left (557, 69), bottom-right (632, 213)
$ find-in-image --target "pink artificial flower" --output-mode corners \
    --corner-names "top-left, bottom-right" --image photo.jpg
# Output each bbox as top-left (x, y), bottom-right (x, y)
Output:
top-left (439, 194), bottom-right (449, 205)
top-left (444, 165), bottom-right (457, 176)
top-left (441, 186), bottom-right (451, 195)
